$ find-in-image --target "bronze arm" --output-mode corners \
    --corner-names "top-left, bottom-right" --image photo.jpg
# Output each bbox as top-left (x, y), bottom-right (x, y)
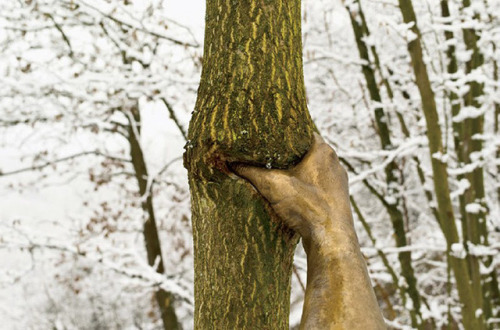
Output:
top-left (233, 133), bottom-right (386, 330)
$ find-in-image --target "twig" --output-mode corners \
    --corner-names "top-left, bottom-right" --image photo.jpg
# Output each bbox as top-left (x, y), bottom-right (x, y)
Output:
top-left (0, 150), bottom-right (131, 177)
top-left (292, 265), bottom-right (305, 293)
top-left (75, 0), bottom-right (199, 48)
top-left (161, 98), bottom-right (188, 141)
top-left (44, 13), bottom-right (73, 57)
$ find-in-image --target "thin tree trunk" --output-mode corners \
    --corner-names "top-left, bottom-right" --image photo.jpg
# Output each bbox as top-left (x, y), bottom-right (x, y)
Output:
top-left (492, 44), bottom-right (500, 320)
top-left (397, 1), bottom-right (485, 328)
top-left (346, 3), bottom-right (422, 327)
top-left (100, 20), bottom-right (181, 328)
top-left (440, 0), bottom-right (480, 316)
top-left (459, 2), bottom-right (488, 319)
top-left (496, 51), bottom-right (500, 206)
top-left (184, 1), bottom-right (315, 328)
top-left (480, 3), bottom-right (500, 320)
top-left (440, 1), bottom-right (498, 324)
top-left (496, 49), bottom-right (500, 207)
top-left (126, 104), bottom-right (180, 330)
top-left (459, 1), bottom-right (500, 324)
top-left (440, 0), bottom-right (466, 213)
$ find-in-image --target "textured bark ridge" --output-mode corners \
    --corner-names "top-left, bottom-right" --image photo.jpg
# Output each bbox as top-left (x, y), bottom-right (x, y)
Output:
top-left (184, 0), bottom-right (315, 328)
top-left (185, 0), bottom-right (314, 179)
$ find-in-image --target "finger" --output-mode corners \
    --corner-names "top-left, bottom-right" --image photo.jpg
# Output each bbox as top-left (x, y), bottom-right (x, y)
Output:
top-left (232, 164), bottom-right (292, 202)
top-left (231, 163), bottom-right (267, 183)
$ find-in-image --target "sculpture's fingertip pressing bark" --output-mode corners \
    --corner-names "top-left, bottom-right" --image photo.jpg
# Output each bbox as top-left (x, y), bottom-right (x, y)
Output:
top-left (230, 163), bottom-right (267, 184)
top-left (226, 164), bottom-right (243, 180)
top-left (230, 163), bottom-right (250, 178)
top-left (230, 163), bottom-right (290, 200)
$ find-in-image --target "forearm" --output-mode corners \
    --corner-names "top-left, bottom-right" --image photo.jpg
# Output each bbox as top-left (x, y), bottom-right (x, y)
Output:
top-left (300, 214), bottom-right (386, 330)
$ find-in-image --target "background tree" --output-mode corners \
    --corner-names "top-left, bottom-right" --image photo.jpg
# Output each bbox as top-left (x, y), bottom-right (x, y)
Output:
top-left (0, 1), bottom-right (198, 328)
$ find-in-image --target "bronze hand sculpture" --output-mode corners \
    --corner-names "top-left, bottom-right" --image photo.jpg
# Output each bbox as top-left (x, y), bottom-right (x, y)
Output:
top-left (234, 133), bottom-right (386, 330)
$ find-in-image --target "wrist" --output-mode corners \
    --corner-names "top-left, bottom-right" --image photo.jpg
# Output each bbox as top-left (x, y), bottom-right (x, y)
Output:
top-left (302, 215), bottom-right (360, 262)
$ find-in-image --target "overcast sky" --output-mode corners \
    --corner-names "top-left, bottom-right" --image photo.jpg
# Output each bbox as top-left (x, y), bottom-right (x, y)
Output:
top-left (168, 0), bottom-right (206, 41)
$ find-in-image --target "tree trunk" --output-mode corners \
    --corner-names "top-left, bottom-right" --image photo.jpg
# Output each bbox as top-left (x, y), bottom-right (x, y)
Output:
top-left (492, 43), bottom-right (500, 321)
top-left (397, 1), bottom-right (486, 328)
top-left (126, 104), bottom-right (180, 330)
top-left (346, 3), bottom-right (423, 327)
top-left (459, 1), bottom-right (498, 323)
top-left (184, 1), bottom-right (315, 328)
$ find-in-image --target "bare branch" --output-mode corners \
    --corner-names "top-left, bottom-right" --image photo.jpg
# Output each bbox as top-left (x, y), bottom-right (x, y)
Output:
top-left (44, 12), bottom-right (73, 57)
top-left (0, 151), bottom-right (131, 177)
top-left (75, 0), bottom-right (199, 48)
top-left (161, 98), bottom-right (188, 141)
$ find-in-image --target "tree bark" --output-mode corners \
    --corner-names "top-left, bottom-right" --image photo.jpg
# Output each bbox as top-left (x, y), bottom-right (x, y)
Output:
top-left (184, 1), bottom-right (315, 328)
